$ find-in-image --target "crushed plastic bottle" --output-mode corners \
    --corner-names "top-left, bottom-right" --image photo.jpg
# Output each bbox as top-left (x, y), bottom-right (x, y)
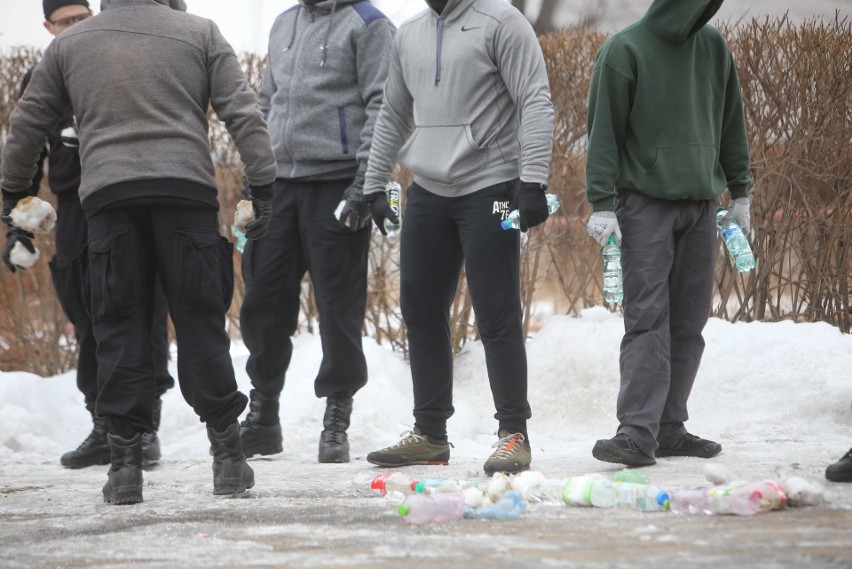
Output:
top-left (716, 207), bottom-right (755, 272)
top-left (565, 476), bottom-right (669, 511)
top-left (500, 193), bottom-right (561, 230)
top-left (351, 472), bottom-right (416, 500)
top-left (384, 181), bottom-right (402, 242)
top-left (612, 469), bottom-right (651, 485)
top-left (397, 491), bottom-right (466, 525)
top-left (465, 490), bottom-right (526, 519)
top-left (528, 478), bottom-right (569, 505)
top-left (602, 235), bottom-right (623, 303)
top-left (670, 480), bottom-right (787, 516)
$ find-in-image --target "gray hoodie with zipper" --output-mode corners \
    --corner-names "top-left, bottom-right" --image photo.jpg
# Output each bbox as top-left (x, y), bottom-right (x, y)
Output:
top-left (363, 0), bottom-right (554, 197)
top-left (1, 0), bottom-right (276, 205)
top-left (260, 0), bottom-right (395, 181)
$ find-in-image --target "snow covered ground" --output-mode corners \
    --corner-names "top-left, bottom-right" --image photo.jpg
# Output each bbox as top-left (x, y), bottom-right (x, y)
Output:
top-left (2, 309), bottom-right (852, 567)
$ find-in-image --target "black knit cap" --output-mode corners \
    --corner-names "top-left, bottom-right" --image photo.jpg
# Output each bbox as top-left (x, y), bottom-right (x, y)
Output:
top-left (43, 0), bottom-right (90, 21)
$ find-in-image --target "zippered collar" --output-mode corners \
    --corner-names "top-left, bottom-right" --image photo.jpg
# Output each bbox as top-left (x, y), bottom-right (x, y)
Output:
top-left (429, 0), bottom-right (476, 24)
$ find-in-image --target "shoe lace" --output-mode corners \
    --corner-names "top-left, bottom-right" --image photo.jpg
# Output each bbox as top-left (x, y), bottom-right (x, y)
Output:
top-left (387, 430), bottom-right (426, 450)
top-left (490, 433), bottom-right (525, 459)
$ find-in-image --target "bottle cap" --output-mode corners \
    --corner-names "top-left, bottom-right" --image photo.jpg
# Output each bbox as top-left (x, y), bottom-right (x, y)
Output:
top-left (657, 491), bottom-right (670, 509)
top-left (414, 482), bottom-right (426, 493)
top-left (397, 504), bottom-right (410, 516)
top-left (500, 220), bottom-right (512, 231)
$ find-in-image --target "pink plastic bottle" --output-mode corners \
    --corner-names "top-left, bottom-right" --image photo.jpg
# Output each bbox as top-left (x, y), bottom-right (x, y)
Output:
top-left (397, 491), bottom-right (466, 524)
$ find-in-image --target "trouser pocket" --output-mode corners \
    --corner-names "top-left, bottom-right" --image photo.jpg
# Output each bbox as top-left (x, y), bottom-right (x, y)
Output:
top-left (175, 229), bottom-right (234, 310)
top-left (86, 230), bottom-right (136, 322)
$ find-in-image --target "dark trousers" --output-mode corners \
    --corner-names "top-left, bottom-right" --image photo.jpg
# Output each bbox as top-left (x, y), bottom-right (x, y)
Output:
top-left (50, 197), bottom-right (173, 415)
top-left (240, 178), bottom-right (370, 399)
top-left (615, 189), bottom-right (716, 457)
top-left (86, 204), bottom-right (245, 436)
top-left (400, 182), bottom-right (530, 441)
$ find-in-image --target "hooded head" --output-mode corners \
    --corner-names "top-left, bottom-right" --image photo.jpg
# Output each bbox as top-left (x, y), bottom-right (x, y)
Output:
top-left (642, 0), bottom-right (724, 44)
top-left (101, 0), bottom-right (186, 10)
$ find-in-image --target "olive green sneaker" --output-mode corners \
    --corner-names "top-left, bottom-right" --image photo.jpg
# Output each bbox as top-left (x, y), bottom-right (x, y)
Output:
top-left (366, 428), bottom-right (451, 466)
top-left (483, 431), bottom-right (531, 476)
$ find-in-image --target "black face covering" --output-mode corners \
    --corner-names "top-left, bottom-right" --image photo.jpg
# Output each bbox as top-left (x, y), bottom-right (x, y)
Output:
top-left (426, 0), bottom-right (449, 15)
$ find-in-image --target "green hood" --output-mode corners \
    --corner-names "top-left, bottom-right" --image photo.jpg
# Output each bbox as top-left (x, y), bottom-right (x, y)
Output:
top-left (642, 0), bottom-right (724, 44)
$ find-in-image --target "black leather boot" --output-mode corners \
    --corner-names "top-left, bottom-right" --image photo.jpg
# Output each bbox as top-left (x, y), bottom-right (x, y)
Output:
top-left (141, 398), bottom-right (162, 467)
top-left (318, 394), bottom-right (353, 463)
top-left (102, 433), bottom-right (143, 505)
top-left (61, 415), bottom-right (111, 469)
top-left (239, 390), bottom-right (282, 458)
top-left (208, 422), bottom-right (255, 495)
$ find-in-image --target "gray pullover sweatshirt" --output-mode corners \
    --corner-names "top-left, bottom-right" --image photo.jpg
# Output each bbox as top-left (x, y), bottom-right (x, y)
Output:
top-left (1, 0), bottom-right (276, 206)
top-left (363, 0), bottom-right (554, 197)
top-left (260, 0), bottom-right (395, 181)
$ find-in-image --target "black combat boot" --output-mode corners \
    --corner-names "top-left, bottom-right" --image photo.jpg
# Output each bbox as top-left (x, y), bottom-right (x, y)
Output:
top-left (318, 394), bottom-right (353, 463)
top-left (102, 433), bottom-right (144, 505)
top-left (141, 398), bottom-right (162, 467)
top-left (61, 416), bottom-right (111, 469)
top-left (208, 422), bottom-right (255, 495)
top-left (239, 389), bottom-right (282, 458)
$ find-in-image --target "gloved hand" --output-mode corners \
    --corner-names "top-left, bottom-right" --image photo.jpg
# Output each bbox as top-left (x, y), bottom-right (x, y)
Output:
top-left (730, 197), bottom-right (750, 234)
top-left (365, 191), bottom-right (399, 236)
top-left (513, 181), bottom-right (549, 232)
top-left (244, 183), bottom-right (273, 240)
top-left (586, 211), bottom-right (622, 246)
top-left (60, 125), bottom-right (79, 148)
top-left (1, 188), bottom-right (27, 225)
top-left (2, 227), bottom-right (36, 273)
top-left (336, 175), bottom-right (371, 231)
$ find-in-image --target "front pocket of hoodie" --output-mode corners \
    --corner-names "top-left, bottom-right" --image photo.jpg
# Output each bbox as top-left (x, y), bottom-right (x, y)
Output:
top-left (642, 145), bottom-right (719, 199)
top-left (399, 125), bottom-right (487, 185)
top-left (338, 108), bottom-right (350, 155)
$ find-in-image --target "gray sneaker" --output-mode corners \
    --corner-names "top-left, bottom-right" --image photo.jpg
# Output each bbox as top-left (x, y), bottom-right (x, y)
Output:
top-left (483, 431), bottom-right (531, 475)
top-left (366, 428), bottom-right (451, 466)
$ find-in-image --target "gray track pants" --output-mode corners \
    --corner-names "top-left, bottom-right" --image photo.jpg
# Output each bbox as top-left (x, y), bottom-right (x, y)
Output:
top-left (614, 189), bottom-right (717, 457)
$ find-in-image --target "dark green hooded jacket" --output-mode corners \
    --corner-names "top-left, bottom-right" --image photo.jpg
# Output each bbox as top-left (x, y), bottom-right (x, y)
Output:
top-left (585, 0), bottom-right (751, 212)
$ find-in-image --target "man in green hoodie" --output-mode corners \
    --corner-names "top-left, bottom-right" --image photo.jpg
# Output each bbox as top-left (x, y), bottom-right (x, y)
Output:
top-left (585, 0), bottom-right (751, 467)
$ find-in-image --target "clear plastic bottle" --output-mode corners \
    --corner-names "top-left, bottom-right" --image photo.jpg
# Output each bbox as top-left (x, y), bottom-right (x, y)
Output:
top-left (384, 181), bottom-right (402, 242)
top-left (671, 480), bottom-right (786, 516)
top-left (602, 235), bottom-right (623, 303)
top-left (351, 471), bottom-right (416, 499)
top-left (465, 490), bottom-right (526, 519)
top-left (397, 491), bottom-right (466, 524)
top-left (500, 193), bottom-right (561, 230)
top-left (716, 207), bottom-right (755, 272)
top-left (563, 475), bottom-right (601, 507)
top-left (528, 478), bottom-right (569, 505)
top-left (588, 478), bottom-right (670, 512)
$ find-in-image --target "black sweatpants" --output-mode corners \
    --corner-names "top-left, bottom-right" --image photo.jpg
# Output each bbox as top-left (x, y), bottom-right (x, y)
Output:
top-left (240, 178), bottom-right (370, 399)
top-left (50, 197), bottom-right (174, 416)
top-left (615, 189), bottom-right (717, 457)
top-left (401, 181), bottom-right (531, 441)
top-left (86, 203), bottom-right (245, 436)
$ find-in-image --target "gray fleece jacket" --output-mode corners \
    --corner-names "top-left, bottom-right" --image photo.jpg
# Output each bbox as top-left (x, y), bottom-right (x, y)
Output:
top-left (1, 0), bottom-right (276, 206)
top-left (260, 0), bottom-right (395, 181)
top-left (363, 0), bottom-right (554, 197)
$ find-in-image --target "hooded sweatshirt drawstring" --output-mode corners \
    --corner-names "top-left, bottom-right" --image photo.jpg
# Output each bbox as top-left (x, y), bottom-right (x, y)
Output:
top-left (284, 5), bottom-right (301, 51)
top-left (435, 17), bottom-right (444, 85)
top-left (320, 0), bottom-right (339, 67)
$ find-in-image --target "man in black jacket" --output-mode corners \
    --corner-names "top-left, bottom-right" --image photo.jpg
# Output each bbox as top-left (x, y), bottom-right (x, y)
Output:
top-left (6, 0), bottom-right (176, 471)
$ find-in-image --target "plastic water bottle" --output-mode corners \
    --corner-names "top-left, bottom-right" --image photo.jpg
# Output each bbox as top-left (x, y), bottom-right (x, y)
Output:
top-left (351, 472), bottom-right (416, 498)
top-left (588, 478), bottom-right (670, 512)
top-left (671, 480), bottom-right (786, 516)
top-left (602, 235), bottom-right (623, 303)
top-left (562, 475), bottom-right (601, 507)
top-left (232, 226), bottom-right (247, 254)
top-left (414, 478), bottom-right (478, 494)
top-left (716, 207), bottom-right (755, 272)
top-left (384, 182), bottom-right (402, 242)
top-left (611, 468), bottom-right (651, 485)
top-left (465, 490), bottom-right (526, 519)
top-left (528, 478), bottom-right (569, 505)
top-left (397, 491), bottom-right (466, 524)
top-left (500, 193), bottom-right (561, 230)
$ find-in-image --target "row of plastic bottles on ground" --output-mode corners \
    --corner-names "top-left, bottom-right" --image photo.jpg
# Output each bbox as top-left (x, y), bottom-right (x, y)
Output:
top-left (352, 469), bottom-right (787, 524)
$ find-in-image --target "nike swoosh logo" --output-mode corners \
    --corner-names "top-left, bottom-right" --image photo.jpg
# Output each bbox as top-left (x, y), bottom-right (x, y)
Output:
top-left (461, 26), bottom-right (480, 32)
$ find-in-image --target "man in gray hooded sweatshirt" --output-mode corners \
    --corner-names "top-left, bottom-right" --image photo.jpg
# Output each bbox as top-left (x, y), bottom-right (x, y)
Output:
top-left (362, 0), bottom-right (554, 475)
top-left (1, 0), bottom-right (276, 504)
top-left (238, 0), bottom-right (394, 464)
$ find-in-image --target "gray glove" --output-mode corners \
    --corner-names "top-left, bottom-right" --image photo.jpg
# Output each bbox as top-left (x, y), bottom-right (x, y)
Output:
top-left (730, 197), bottom-right (750, 234)
top-left (586, 211), bottom-right (622, 247)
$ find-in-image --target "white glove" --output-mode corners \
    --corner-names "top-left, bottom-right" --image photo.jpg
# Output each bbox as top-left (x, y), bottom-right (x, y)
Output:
top-left (730, 197), bottom-right (750, 234)
top-left (586, 211), bottom-right (622, 246)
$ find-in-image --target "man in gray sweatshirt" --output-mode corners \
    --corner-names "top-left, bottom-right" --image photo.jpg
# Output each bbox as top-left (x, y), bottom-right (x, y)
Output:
top-left (238, 0), bottom-right (395, 464)
top-left (363, 0), bottom-right (554, 475)
top-left (1, 0), bottom-right (276, 504)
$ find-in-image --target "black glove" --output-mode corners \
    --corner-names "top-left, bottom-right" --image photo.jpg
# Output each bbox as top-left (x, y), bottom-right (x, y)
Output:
top-left (239, 178), bottom-right (252, 200)
top-left (336, 174), bottom-right (371, 231)
top-left (365, 191), bottom-right (399, 236)
top-left (244, 183), bottom-right (273, 240)
top-left (2, 227), bottom-right (36, 273)
top-left (1, 188), bottom-right (27, 225)
top-left (512, 181), bottom-right (549, 232)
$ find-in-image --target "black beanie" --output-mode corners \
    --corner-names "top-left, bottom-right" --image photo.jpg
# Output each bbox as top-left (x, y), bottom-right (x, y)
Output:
top-left (43, 0), bottom-right (90, 21)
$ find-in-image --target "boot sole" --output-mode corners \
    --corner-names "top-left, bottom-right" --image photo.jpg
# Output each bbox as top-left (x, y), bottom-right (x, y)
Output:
top-left (103, 486), bottom-right (143, 505)
top-left (318, 454), bottom-right (350, 463)
top-left (214, 478), bottom-right (256, 495)
top-left (367, 458), bottom-right (450, 467)
top-left (484, 463), bottom-right (531, 476)
top-left (592, 442), bottom-right (656, 467)
top-left (243, 442), bottom-right (283, 458)
top-left (62, 457), bottom-right (111, 469)
top-left (655, 449), bottom-right (721, 458)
